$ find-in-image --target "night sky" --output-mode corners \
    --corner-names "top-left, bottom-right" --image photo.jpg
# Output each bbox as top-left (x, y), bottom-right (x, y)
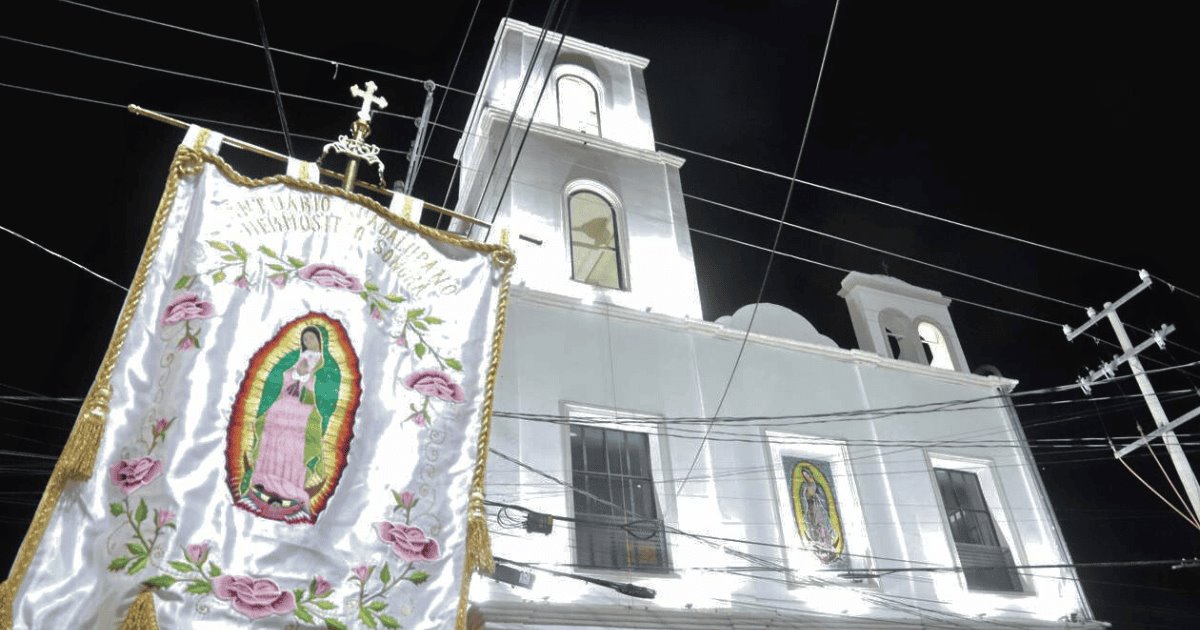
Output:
top-left (2, 1), bottom-right (1198, 627)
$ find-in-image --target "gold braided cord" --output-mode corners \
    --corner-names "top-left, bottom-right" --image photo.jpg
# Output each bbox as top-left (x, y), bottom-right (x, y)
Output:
top-left (1, 142), bottom-right (515, 629)
top-left (119, 590), bottom-right (160, 630)
top-left (0, 147), bottom-right (202, 629)
top-left (455, 254), bottom-right (514, 630)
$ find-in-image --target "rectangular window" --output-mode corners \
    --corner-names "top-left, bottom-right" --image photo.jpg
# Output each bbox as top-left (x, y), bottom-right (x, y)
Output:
top-left (934, 468), bottom-right (1022, 592)
top-left (569, 424), bottom-right (669, 571)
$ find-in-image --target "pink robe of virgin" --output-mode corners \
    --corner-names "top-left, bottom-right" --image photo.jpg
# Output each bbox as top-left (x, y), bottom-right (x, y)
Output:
top-left (252, 370), bottom-right (315, 504)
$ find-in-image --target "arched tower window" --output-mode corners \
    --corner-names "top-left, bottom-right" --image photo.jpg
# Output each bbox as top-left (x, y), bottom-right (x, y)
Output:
top-left (557, 74), bottom-right (601, 136)
top-left (569, 189), bottom-right (623, 289)
top-left (918, 321), bottom-right (954, 370)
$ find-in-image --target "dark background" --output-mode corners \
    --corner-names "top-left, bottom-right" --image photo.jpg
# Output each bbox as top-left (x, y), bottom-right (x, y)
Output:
top-left (1, 1), bottom-right (1197, 627)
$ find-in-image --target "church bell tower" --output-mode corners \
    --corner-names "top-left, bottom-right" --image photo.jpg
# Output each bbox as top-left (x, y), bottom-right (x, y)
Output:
top-left (452, 19), bottom-right (702, 319)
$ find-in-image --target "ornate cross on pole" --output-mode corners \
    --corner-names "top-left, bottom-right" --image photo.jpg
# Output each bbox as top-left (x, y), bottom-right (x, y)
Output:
top-left (319, 81), bottom-right (389, 192)
top-left (350, 81), bottom-right (388, 123)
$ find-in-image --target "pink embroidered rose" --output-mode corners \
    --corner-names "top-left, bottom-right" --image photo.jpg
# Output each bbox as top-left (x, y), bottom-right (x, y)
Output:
top-left (395, 335), bottom-right (408, 348)
top-left (212, 575), bottom-right (296, 619)
top-left (185, 543), bottom-right (209, 565)
top-left (233, 276), bottom-right (250, 290)
top-left (403, 369), bottom-right (465, 403)
top-left (269, 273), bottom-right (287, 288)
top-left (370, 306), bottom-right (383, 321)
top-left (411, 411), bottom-right (428, 427)
top-left (398, 492), bottom-right (417, 508)
top-left (352, 565), bottom-right (370, 582)
top-left (177, 337), bottom-right (194, 351)
top-left (155, 509), bottom-right (175, 529)
top-left (109, 457), bottom-right (163, 494)
top-left (313, 575), bottom-right (332, 597)
top-left (375, 522), bottom-right (441, 562)
top-left (152, 418), bottom-right (171, 438)
top-left (161, 292), bottom-right (215, 326)
top-left (297, 264), bottom-right (363, 291)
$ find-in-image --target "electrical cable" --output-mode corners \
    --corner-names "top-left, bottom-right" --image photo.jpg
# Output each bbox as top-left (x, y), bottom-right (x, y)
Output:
top-left (250, 0), bottom-right (294, 157)
top-left (678, 0), bottom-right (843, 497)
top-left (59, 1), bottom-right (468, 95)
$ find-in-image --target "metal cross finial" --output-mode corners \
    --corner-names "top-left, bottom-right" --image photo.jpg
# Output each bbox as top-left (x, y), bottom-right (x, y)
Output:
top-left (350, 81), bottom-right (388, 122)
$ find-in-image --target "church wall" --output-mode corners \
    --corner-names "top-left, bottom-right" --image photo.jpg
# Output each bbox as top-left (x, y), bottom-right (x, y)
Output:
top-left (472, 289), bottom-right (1090, 626)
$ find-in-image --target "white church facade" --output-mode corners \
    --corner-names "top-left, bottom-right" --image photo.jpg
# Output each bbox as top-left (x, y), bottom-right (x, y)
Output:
top-left (456, 19), bottom-right (1102, 629)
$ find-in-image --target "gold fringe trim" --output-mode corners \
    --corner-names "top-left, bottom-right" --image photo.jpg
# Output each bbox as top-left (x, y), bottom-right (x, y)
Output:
top-left (0, 580), bottom-right (13, 630)
top-left (57, 391), bottom-right (108, 481)
top-left (119, 590), bottom-right (159, 630)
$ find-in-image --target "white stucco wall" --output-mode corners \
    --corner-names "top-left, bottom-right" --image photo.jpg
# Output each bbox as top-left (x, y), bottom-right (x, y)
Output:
top-left (469, 288), bottom-right (1097, 628)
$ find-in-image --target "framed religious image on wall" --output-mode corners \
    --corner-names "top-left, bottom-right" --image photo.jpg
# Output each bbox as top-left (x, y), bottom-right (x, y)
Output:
top-left (766, 434), bottom-right (872, 586)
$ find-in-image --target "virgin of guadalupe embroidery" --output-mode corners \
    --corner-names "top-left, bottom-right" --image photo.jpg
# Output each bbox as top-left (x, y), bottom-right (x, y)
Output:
top-left (786, 457), bottom-right (846, 565)
top-left (226, 312), bottom-right (362, 524)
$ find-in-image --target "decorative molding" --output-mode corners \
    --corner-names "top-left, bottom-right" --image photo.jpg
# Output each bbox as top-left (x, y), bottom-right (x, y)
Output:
top-left (499, 19), bottom-right (651, 69)
top-left (477, 108), bottom-right (686, 168)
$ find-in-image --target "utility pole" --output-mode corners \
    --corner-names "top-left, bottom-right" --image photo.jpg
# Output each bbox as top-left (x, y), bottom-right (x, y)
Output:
top-left (1064, 270), bottom-right (1200, 519)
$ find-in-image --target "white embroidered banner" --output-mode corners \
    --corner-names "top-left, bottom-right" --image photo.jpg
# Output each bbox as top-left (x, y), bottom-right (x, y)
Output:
top-left (1, 128), bottom-right (512, 629)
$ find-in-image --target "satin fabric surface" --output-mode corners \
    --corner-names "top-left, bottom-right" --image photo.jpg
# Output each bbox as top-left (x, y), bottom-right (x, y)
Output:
top-left (11, 133), bottom-right (506, 629)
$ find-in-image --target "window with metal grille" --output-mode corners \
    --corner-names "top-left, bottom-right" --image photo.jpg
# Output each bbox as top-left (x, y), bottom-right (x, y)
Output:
top-left (569, 425), bottom-right (669, 571)
top-left (934, 468), bottom-right (1022, 592)
top-left (568, 190), bottom-right (624, 290)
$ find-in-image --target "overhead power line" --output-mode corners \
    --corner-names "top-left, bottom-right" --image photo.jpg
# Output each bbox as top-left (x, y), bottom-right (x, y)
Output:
top-left (59, 0), bottom-right (471, 95)
top-left (679, 0), bottom-right (844, 497)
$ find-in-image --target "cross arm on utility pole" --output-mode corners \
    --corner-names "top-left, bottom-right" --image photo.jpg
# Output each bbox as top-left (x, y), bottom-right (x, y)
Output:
top-left (1078, 324), bottom-right (1174, 394)
top-left (1115, 403), bottom-right (1200, 458)
top-left (1063, 270), bottom-right (1151, 342)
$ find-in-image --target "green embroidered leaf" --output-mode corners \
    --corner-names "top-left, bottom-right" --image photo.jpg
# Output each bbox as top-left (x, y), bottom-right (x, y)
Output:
top-left (288, 256), bottom-right (306, 269)
top-left (142, 575), bottom-right (176, 588)
top-left (359, 608), bottom-right (378, 629)
top-left (385, 294), bottom-right (405, 303)
top-left (258, 245), bottom-right (278, 258)
top-left (212, 270), bottom-right (227, 283)
top-left (173, 276), bottom-right (191, 290)
top-left (108, 556), bottom-right (131, 571)
top-left (414, 343), bottom-right (426, 359)
top-left (444, 358), bottom-right (463, 371)
top-left (325, 618), bottom-right (348, 630)
top-left (365, 281), bottom-right (380, 292)
top-left (379, 563), bottom-right (391, 584)
top-left (207, 240), bottom-right (230, 251)
top-left (411, 321), bottom-right (428, 331)
top-left (293, 588), bottom-right (306, 603)
top-left (391, 489), bottom-right (403, 506)
top-left (313, 600), bottom-right (336, 610)
top-left (127, 543), bottom-right (147, 556)
top-left (109, 502), bottom-right (125, 516)
top-left (169, 560), bottom-right (194, 573)
top-left (231, 243), bottom-right (248, 260)
top-left (408, 571), bottom-right (429, 585)
top-left (208, 562), bottom-right (222, 576)
top-left (267, 263), bottom-right (286, 272)
top-left (378, 614), bottom-right (402, 629)
top-left (309, 577), bottom-right (318, 596)
top-left (367, 601), bottom-right (387, 612)
top-left (424, 316), bottom-right (443, 325)
top-left (220, 254), bottom-right (241, 262)
top-left (407, 310), bottom-right (426, 321)
top-left (127, 555), bottom-right (149, 575)
top-left (185, 581), bottom-right (212, 595)
top-left (294, 605), bottom-right (315, 624)
top-left (134, 498), bottom-right (148, 524)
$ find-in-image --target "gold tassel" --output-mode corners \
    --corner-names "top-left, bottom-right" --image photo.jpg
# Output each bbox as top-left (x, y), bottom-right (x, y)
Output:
top-left (465, 497), bottom-right (494, 575)
top-left (57, 391), bottom-right (109, 481)
top-left (120, 590), bottom-right (159, 630)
